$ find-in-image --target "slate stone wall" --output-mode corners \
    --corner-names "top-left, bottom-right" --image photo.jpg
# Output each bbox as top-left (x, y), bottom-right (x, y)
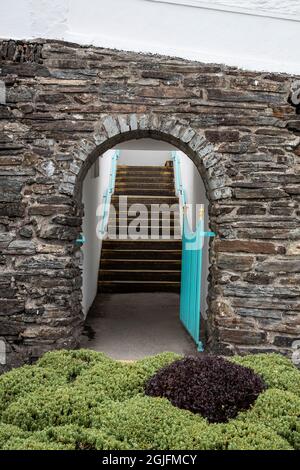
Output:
top-left (0, 39), bottom-right (300, 371)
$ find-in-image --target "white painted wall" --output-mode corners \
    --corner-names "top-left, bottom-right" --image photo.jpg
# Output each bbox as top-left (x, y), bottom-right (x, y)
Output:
top-left (81, 150), bottom-right (113, 317)
top-left (117, 139), bottom-right (175, 152)
top-left (1, 0), bottom-right (299, 74)
top-left (118, 150), bottom-right (171, 166)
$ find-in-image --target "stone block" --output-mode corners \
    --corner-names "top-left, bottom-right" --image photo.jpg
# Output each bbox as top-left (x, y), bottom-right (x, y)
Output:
top-left (219, 328), bottom-right (266, 345)
top-left (103, 116), bottom-right (119, 137)
top-left (7, 239), bottom-right (36, 254)
top-left (257, 260), bottom-right (300, 273)
top-left (215, 240), bottom-right (283, 255)
top-left (217, 253), bottom-right (254, 272)
top-left (0, 299), bottom-right (25, 315)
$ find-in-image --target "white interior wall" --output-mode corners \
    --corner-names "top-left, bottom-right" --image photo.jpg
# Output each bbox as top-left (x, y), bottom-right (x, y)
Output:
top-left (81, 150), bottom-right (113, 317)
top-left (117, 139), bottom-right (175, 151)
top-left (1, 0), bottom-right (300, 74)
top-left (118, 150), bottom-right (171, 166)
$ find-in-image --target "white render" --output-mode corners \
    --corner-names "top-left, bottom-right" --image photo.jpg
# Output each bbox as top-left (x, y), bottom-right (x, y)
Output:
top-left (1, 0), bottom-right (300, 74)
top-left (81, 150), bottom-right (113, 317)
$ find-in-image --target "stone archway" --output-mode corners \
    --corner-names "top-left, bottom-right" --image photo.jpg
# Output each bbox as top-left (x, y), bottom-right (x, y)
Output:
top-left (3, 114), bottom-right (227, 370)
top-left (71, 114), bottom-right (221, 355)
top-left (1, 39), bottom-right (300, 371)
top-left (74, 116), bottom-right (219, 357)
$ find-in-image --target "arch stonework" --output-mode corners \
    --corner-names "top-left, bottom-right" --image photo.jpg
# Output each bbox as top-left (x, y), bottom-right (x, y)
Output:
top-left (1, 39), bottom-right (300, 371)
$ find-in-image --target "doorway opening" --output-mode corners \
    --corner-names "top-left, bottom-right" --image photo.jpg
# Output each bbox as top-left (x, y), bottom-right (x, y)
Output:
top-left (79, 138), bottom-right (211, 360)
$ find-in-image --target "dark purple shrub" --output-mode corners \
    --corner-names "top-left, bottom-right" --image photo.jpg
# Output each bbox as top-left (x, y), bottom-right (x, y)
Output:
top-left (144, 355), bottom-right (266, 423)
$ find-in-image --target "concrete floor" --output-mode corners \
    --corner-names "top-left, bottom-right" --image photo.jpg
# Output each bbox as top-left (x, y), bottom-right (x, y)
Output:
top-left (80, 292), bottom-right (197, 360)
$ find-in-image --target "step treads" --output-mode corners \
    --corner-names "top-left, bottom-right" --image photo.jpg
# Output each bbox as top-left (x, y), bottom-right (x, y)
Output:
top-left (116, 177), bottom-right (174, 184)
top-left (102, 240), bottom-right (182, 250)
top-left (106, 230), bottom-right (181, 237)
top-left (108, 217), bottom-right (180, 224)
top-left (100, 259), bottom-right (181, 270)
top-left (111, 195), bottom-right (178, 200)
top-left (98, 281), bottom-right (180, 293)
top-left (98, 164), bottom-right (181, 293)
top-left (99, 270), bottom-right (181, 281)
top-left (115, 182), bottom-right (174, 187)
top-left (101, 249), bottom-right (182, 260)
top-left (111, 198), bottom-right (179, 208)
top-left (118, 167), bottom-right (173, 171)
top-left (114, 189), bottom-right (176, 196)
top-left (117, 168), bottom-right (173, 173)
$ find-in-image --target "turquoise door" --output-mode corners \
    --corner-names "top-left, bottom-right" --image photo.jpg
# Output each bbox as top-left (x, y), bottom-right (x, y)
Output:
top-left (180, 208), bottom-right (214, 351)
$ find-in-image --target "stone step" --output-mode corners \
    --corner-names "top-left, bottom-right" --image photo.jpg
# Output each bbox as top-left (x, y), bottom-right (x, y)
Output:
top-left (111, 212), bottom-right (180, 220)
top-left (98, 164), bottom-right (180, 295)
top-left (114, 188), bottom-right (175, 196)
top-left (102, 239), bottom-right (182, 250)
top-left (101, 249), bottom-right (182, 260)
top-left (106, 227), bottom-right (181, 237)
top-left (111, 195), bottom-right (179, 206)
top-left (116, 175), bottom-right (174, 183)
top-left (98, 280), bottom-right (180, 293)
top-left (108, 216), bottom-right (180, 225)
top-left (115, 181), bottom-right (174, 188)
top-left (99, 270), bottom-right (181, 281)
top-left (100, 259), bottom-right (181, 270)
top-left (117, 165), bottom-right (173, 170)
top-left (117, 166), bottom-right (173, 173)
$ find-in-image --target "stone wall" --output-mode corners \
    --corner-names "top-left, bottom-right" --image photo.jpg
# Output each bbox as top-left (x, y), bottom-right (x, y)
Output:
top-left (0, 39), bottom-right (300, 371)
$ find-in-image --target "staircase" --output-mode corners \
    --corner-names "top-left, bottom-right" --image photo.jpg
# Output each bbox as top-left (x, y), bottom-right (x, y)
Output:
top-left (98, 163), bottom-right (182, 293)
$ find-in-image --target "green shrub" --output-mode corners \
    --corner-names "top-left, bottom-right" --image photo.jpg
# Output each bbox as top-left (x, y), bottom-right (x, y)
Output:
top-left (172, 420), bottom-right (292, 450)
top-left (0, 424), bottom-right (28, 448)
top-left (74, 361), bottom-right (140, 401)
top-left (0, 365), bottom-right (67, 416)
top-left (2, 385), bottom-right (110, 431)
top-left (0, 350), bottom-right (299, 450)
top-left (211, 421), bottom-right (292, 450)
top-left (2, 437), bottom-right (72, 450)
top-left (1, 423), bottom-right (126, 450)
top-left (36, 349), bottom-right (112, 382)
top-left (91, 395), bottom-right (208, 450)
top-left (237, 388), bottom-right (300, 449)
top-left (91, 395), bottom-right (292, 450)
top-left (74, 352), bottom-right (181, 402)
top-left (1, 353), bottom-right (182, 432)
top-left (231, 353), bottom-right (300, 396)
top-left (36, 425), bottom-right (131, 450)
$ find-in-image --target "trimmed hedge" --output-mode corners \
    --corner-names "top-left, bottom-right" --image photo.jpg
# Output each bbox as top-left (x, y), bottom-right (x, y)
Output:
top-left (0, 349), bottom-right (299, 450)
top-left (230, 353), bottom-right (300, 397)
top-left (237, 388), bottom-right (300, 449)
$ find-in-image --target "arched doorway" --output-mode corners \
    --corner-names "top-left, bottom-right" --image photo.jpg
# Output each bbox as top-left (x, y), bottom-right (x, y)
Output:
top-left (70, 116), bottom-right (218, 358)
top-left (79, 137), bottom-right (211, 358)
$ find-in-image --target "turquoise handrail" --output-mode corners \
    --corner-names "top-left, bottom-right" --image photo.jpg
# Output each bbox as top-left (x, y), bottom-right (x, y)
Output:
top-left (77, 150), bottom-right (119, 244)
top-left (172, 151), bottom-right (186, 207)
top-left (99, 150), bottom-right (120, 237)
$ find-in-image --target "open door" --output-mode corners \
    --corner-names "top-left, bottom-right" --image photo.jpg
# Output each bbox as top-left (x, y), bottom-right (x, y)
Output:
top-left (180, 207), bottom-right (214, 351)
